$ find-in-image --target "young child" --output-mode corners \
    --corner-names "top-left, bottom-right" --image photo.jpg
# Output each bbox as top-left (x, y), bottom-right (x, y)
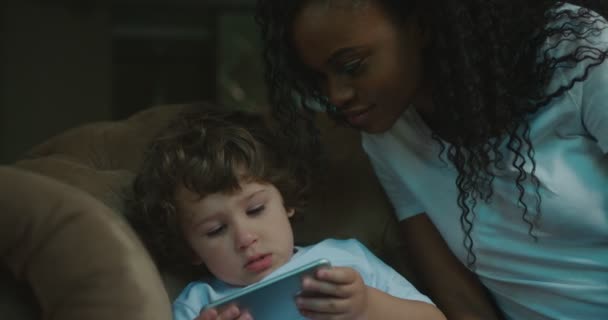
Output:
top-left (130, 104), bottom-right (445, 320)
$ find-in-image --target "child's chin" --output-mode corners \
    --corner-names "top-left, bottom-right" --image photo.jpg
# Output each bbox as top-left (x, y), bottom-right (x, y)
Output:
top-left (253, 267), bottom-right (275, 282)
top-left (237, 271), bottom-right (272, 286)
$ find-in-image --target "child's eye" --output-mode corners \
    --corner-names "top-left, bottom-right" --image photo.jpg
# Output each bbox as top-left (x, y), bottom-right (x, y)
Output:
top-left (247, 205), bottom-right (265, 216)
top-left (206, 225), bottom-right (226, 237)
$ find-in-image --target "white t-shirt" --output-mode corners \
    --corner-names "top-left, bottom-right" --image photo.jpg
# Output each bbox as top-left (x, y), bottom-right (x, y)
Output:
top-left (173, 238), bottom-right (432, 320)
top-left (362, 4), bottom-right (608, 320)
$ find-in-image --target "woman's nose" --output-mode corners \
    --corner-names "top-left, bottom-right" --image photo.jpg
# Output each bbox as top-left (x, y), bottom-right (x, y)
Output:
top-left (325, 76), bottom-right (355, 109)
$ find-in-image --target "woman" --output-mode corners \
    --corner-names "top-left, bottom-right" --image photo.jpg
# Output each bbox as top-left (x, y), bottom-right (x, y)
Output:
top-left (255, 0), bottom-right (608, 319)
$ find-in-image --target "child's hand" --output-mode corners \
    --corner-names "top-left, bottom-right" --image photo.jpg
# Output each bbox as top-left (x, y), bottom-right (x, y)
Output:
top-left (195, 304), bottom-right (252, 320)
top-left (297, 267), bottom-right (369, 320)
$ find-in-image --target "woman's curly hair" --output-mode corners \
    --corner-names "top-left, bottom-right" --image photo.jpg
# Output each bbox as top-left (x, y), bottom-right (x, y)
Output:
top-left (255, 0), bottom-right (608, 267)
top-left (128, 104), bottom-right (311, 275)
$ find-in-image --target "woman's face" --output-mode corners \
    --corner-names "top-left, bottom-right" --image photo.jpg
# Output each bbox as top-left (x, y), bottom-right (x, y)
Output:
top-left (292, 0), bottom-right (429, 133)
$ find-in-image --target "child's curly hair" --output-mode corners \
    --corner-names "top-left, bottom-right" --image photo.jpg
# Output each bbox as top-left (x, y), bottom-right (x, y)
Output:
top-left (128, 103), bottom-right (311, 276)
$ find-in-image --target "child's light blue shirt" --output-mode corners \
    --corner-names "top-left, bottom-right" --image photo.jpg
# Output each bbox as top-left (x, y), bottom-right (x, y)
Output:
top-left (173, 238), bottom-right (432, 320)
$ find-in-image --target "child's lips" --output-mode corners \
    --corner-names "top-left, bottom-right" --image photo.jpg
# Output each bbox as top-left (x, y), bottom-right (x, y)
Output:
top-left (245, 254), bottom-right (273, 273)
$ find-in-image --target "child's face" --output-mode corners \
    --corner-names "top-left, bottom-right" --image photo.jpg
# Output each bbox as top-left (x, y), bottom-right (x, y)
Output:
top-left (176, 181), bottom-right (296, 286)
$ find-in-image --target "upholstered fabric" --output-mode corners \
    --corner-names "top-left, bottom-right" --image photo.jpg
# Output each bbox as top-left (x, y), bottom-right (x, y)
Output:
top-left (1, 103), bottom-right (410, 319)
top-left (0, 166), bottom-right (171, 320)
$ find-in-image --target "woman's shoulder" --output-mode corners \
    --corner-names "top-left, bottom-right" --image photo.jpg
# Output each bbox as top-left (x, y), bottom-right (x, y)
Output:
top-left (541, 3), bottom-right (608, 93)
top-left (543, 2), bottom-right (608, 57)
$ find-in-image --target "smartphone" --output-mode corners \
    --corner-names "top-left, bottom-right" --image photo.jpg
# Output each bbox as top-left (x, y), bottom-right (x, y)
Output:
top-left (203, 258), bottom-right (331, 319)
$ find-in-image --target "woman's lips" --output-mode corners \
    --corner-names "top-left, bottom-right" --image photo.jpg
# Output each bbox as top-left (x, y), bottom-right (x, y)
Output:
top-left (345, 106), bottom-right (374, 126)
top-left (245, 254), bottom-right (273, 273)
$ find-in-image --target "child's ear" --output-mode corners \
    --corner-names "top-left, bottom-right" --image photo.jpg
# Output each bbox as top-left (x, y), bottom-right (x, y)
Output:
top-left (286, 208), bottom-right (295, 218)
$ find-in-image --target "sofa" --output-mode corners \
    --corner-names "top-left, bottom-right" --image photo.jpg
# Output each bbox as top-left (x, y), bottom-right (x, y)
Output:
top-left (0, 103), bottom-right (413, 320)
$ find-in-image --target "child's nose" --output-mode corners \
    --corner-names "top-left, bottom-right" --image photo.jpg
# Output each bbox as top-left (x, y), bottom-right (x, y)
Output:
top-left (235, 228), bottom-right (258, 250)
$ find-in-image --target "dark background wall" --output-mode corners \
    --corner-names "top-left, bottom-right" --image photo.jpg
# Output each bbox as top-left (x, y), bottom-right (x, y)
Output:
top-left (0, 0), bottom-right (264, 164)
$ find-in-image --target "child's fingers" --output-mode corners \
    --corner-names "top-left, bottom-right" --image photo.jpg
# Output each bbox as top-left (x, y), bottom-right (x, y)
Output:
top-left (299, 309), bottom-right (352, 320)
top-left (197, 308), bottom-right (218, 320)
top-left (315, 266), bottom-right (358, 284)
top-left (216, 305), bottom-right (242, 320)
top-left (296, 296), bottom-right (349, 314)
top-left (235, 310), bottom-right (253, 320)
top-left (198, 305), bottom-right (251, 320)
top-left (302, 275), bottom-right (354, 298)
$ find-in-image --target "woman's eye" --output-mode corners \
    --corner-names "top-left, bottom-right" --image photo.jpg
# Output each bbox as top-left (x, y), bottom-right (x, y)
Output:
top-left (339, 59), bottom-right (364, 75)
top-left (247, 205), bottom-right (265, 216)
top-left (206, 225), bottom-right (226, 237)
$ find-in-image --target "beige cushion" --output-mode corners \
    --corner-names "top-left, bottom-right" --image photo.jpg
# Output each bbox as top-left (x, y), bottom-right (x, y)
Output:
top-left (11, 104), bottom-right (204, 302)
top-left (1, 103), bottom-right (415, 319)
top-left (23, 104), bottom-right (199, 172)
top-left (0, 166), bottom-right (171, 320)
top-left (15, 104), bottom-right (203, 215)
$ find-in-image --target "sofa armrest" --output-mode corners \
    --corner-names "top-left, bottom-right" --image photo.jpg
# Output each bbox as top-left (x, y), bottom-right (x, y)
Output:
top-left (0, 166), bottom-right (171, 320)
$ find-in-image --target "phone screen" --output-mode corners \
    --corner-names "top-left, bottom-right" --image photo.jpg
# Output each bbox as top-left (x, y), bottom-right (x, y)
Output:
top-left (204, 258), bottom-right (331, 318)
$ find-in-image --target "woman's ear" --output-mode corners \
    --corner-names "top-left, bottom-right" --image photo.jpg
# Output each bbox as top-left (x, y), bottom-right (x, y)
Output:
top-left (192, 255), bottom-right (204, 266)
top-left (286, 208), bottom-right (296, 218)
top-left (405, 13), bottom-right (431, 49)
